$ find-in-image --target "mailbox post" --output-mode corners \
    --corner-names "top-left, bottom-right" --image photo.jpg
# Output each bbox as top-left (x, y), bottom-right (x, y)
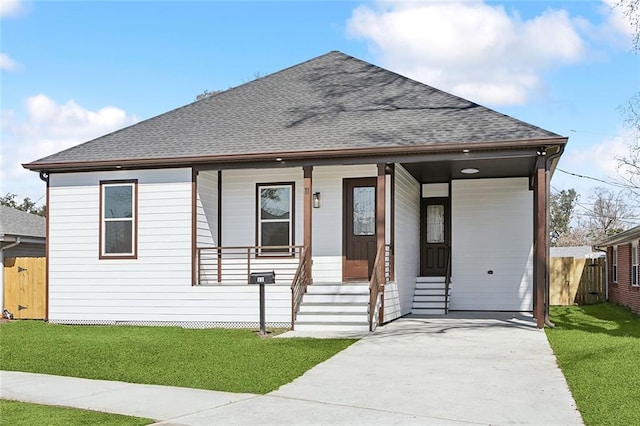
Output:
top-left (249, 271), bottom-right (275, 335)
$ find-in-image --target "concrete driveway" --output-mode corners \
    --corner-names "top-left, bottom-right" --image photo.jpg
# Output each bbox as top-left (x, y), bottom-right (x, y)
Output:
top-left (1, 313), bottom-right (583, 425)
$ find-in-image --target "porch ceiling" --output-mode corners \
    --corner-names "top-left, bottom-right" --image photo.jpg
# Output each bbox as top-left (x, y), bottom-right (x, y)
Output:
top-left (401, 155), bottom-right (535, 183)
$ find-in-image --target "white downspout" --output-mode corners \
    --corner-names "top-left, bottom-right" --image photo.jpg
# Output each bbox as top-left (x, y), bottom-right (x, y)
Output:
top-left (1, 237), bottom-right (21, 312)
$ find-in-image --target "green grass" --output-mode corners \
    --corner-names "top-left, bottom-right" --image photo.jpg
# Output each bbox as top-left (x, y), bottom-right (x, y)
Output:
top-left (546, 303), bottom-right (640, 426)
top-left (0, 399), bottom-right (153, 426)
top-left (0, 321), bottom-right (355, 394)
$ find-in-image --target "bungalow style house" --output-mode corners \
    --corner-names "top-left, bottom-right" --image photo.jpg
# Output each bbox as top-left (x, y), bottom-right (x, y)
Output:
top-left (24, 51), bottom-right (566, 331)
top-left (595, 226), bottom-right (640, 314)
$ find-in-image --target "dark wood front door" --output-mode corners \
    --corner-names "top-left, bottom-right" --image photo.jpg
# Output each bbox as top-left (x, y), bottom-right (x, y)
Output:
top-left (420, 197), bottom-right (450, 276)
top-left (343, 178), bottom-right (377, 281)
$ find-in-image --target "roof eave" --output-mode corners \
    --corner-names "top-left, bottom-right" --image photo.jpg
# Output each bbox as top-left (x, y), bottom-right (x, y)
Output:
top-left (23, 137), bottom-right (568, 173)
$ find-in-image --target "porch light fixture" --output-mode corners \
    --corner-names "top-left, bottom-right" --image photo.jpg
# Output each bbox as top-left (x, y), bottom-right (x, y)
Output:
top-left (461, 168), bottom-right (479, 174)
top-left (313, 192), bottom-right (320, 208)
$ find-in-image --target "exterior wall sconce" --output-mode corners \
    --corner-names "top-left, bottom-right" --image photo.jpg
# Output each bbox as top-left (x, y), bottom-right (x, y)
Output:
top-left (313, 192), bottom-right (320, 208)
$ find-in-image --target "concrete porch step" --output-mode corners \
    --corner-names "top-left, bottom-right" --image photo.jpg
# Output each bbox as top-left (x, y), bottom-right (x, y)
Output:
top-left (296, 312), bottom-right (368, 323)
top-left (298, 303), bottom-right (368, 313)
top-left (411, 308), bottom-right (446, 315)
top-left (305, 284), bottom-right (369, 295)
top-left (414, 295), bottom-right (449, 303)
top-left (293, 321), bottom-right (370, 332)
top-left (416, 276), bottom-right (447, 283)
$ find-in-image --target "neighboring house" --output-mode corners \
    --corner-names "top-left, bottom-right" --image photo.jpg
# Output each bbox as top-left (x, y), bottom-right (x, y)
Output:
top-left (0, 205), bottom-right (46, 312)
top-left (594, 226), bottom-right (640, 314)
top-left (23, 51), bottom-right (567, 330)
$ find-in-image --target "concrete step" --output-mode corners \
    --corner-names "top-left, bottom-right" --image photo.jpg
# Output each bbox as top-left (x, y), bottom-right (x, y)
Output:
top-left (412, 301), bottom-right (447, 309)
top-left (296, 312), bottom-right (368, 323)
top-left (415, 282), bottom-right (449, 290)
top-left (305, 284), bottom-right (369, 295)
top-left (298, 303), bottom-right (368, 314)
top-left (293, 322), bottom-right (370, 332)
top-left (411, 308), bottom-right (446, 315)
top-left (416, 276), bottom-right (447, 283)
top-left (414, 288), bottom-right (449, 295)
top-left (301, 294), bottom-right (369, 304)
top-left (413, 295), bottom-right (449, 303)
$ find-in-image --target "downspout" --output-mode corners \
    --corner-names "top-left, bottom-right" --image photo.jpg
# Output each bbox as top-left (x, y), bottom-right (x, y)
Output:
top-left (544, 145), bottom-right (565, 328)
top-left (1, 237), bottom-right (22, 312)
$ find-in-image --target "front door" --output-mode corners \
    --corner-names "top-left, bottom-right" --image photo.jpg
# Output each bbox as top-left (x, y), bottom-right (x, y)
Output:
top-left (420, 197), bottom-right (450, 276)
top-left (343, 178), bottom-right (377, 281)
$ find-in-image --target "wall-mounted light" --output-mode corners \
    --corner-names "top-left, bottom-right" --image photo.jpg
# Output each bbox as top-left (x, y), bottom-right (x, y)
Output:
top-left (313, 192), bottom-right (320, 208)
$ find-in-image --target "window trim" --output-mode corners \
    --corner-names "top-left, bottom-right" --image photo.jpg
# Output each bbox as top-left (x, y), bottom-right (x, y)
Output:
top-left (99, 179), bottom-right (138, 260)
top-left (255, 182), bottom-right (295, 256)
top-left (632, 242), bottom-right (638, 287)
top-left (612, 246), bottom-right (618, 283)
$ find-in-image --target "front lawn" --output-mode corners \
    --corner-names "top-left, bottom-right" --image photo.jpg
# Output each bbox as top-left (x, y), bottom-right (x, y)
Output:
top-left (0, 399), bottom-right (153, 426)
top-left (0, 321), bottom-right (355, 394)
top-left (546, 303), bottom-right (640, 426)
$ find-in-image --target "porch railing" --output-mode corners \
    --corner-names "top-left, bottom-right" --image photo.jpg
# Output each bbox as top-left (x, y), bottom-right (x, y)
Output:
top-left (444, 247), bottom-right (452, 314)
top-left (196, 245), bottom-right (304, 285)
top-left (368, 243), bottom-right (388, 332)
top-left (290, 247), bottom-right (310, 330)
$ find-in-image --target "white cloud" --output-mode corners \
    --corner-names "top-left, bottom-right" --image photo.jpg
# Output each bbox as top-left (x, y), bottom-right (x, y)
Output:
top-left (0, 94), bottom-right (138, 201)
top-left (0, 52), bottom-right (21, 72)
top-left (0, 0), bottom-right (26, 18)
top-left (346, 0), bottom-right (587, 106)
top-left (553, 128), bottom-right (639, 194)
top-left (600, 0), bottom-right (634, 38)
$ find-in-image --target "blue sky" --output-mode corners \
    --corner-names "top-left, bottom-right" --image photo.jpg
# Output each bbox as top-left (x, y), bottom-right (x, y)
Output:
top-left (1, 0), bottom-right (638, 222)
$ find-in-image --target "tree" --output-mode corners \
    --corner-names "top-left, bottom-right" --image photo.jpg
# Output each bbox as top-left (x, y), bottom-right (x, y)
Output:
top-left (550, 189), bottom-right (579, 245)
top-left (584, 187), bottom-right (635, 240)
top-left (0, 193), bottom-right (46, 217)
top-left (618, 0), bottom-right (639, 51)
top-left (616, 0), bottom-right (640, 188)
top-left (195, 89), bottom-right (222, 101)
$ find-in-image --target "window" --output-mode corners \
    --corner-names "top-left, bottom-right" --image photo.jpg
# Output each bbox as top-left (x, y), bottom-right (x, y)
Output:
top-left (352, 186), bottom-right (375, 236)
top-left (100, 180), bottom-right (137, 258)
top-left (612, 246), bottom-right (618, 283)
top-left (633, 243), bottom-right (638, 287)
top-left (257, 183), bottom-right (294, 254)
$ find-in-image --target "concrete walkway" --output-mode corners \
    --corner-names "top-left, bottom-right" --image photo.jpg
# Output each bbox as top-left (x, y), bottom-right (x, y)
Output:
top-left (1, 314), bottom-right (583, 425)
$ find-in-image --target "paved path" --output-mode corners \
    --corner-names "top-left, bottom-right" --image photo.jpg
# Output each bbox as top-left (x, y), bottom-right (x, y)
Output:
top-left (1, 314), bottom-right (583, 425)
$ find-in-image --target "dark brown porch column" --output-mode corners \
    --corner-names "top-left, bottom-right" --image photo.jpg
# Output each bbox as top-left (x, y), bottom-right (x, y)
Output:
top-left (376, 163), bottom-right (386, 323)
top-left (533, 156), bottom-right (547, 329)
top-left (303, 166), bottom-right (313, 283)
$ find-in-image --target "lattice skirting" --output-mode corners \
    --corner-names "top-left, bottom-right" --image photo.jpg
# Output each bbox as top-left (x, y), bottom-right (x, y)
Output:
top-left (47, 319), bottom-right (291, 329)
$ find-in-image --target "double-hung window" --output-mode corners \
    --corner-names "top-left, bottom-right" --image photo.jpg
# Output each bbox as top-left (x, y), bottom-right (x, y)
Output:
top-left (632, 242), bottom-right (638, 287)
top-left (612, 246), bottom-right (618, 283)
top-left (257, 183), bottom-right (294, 254)
top-left (100, 180), bottom-right (137, 259)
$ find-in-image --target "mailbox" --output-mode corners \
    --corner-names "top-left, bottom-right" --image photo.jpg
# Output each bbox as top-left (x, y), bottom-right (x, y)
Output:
top-left (249, 271), bottom-right (275, 284)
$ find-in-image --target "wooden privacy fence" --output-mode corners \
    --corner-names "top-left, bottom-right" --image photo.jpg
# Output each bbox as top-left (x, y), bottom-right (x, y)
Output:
top-left (3, 257), bottom-right (46, 319)
top-left (550, 257), bottom-right (606, 306)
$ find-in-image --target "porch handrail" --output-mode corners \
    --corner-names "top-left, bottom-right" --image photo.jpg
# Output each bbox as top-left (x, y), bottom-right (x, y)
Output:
top-left (368, 243), bottom-right (386, 332)
top-left (290, 246), bottom-right (310, 330)
top-left (196, 245), bottom-right (304, 285)
top-left (444, 246), bottom-right (452, 314)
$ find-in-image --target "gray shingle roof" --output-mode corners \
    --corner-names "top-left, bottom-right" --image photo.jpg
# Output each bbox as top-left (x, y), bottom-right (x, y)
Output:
top-left (0, 205), bottom-right (46, 239)
top-left (25, 51), bottom-right (562, 169)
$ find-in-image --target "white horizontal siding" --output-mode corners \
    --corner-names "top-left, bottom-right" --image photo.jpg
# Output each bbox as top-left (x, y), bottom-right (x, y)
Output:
top-left (47, 168), bottom-right (292, 325)
top-left (388, 164), bottom-right (420, 320)
top-left (451, 178), bottom-right (533, 311)
top-left (196, 170), bottom-right (217, 247)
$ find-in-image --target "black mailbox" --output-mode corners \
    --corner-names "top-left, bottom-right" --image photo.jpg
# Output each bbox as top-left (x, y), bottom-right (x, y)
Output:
top-left (249, 271), bottom-right (275, 284)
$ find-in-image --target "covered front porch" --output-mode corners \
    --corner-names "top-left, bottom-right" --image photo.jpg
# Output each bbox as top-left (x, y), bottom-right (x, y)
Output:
top-left (191, 144), bottom-right (560, 330)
